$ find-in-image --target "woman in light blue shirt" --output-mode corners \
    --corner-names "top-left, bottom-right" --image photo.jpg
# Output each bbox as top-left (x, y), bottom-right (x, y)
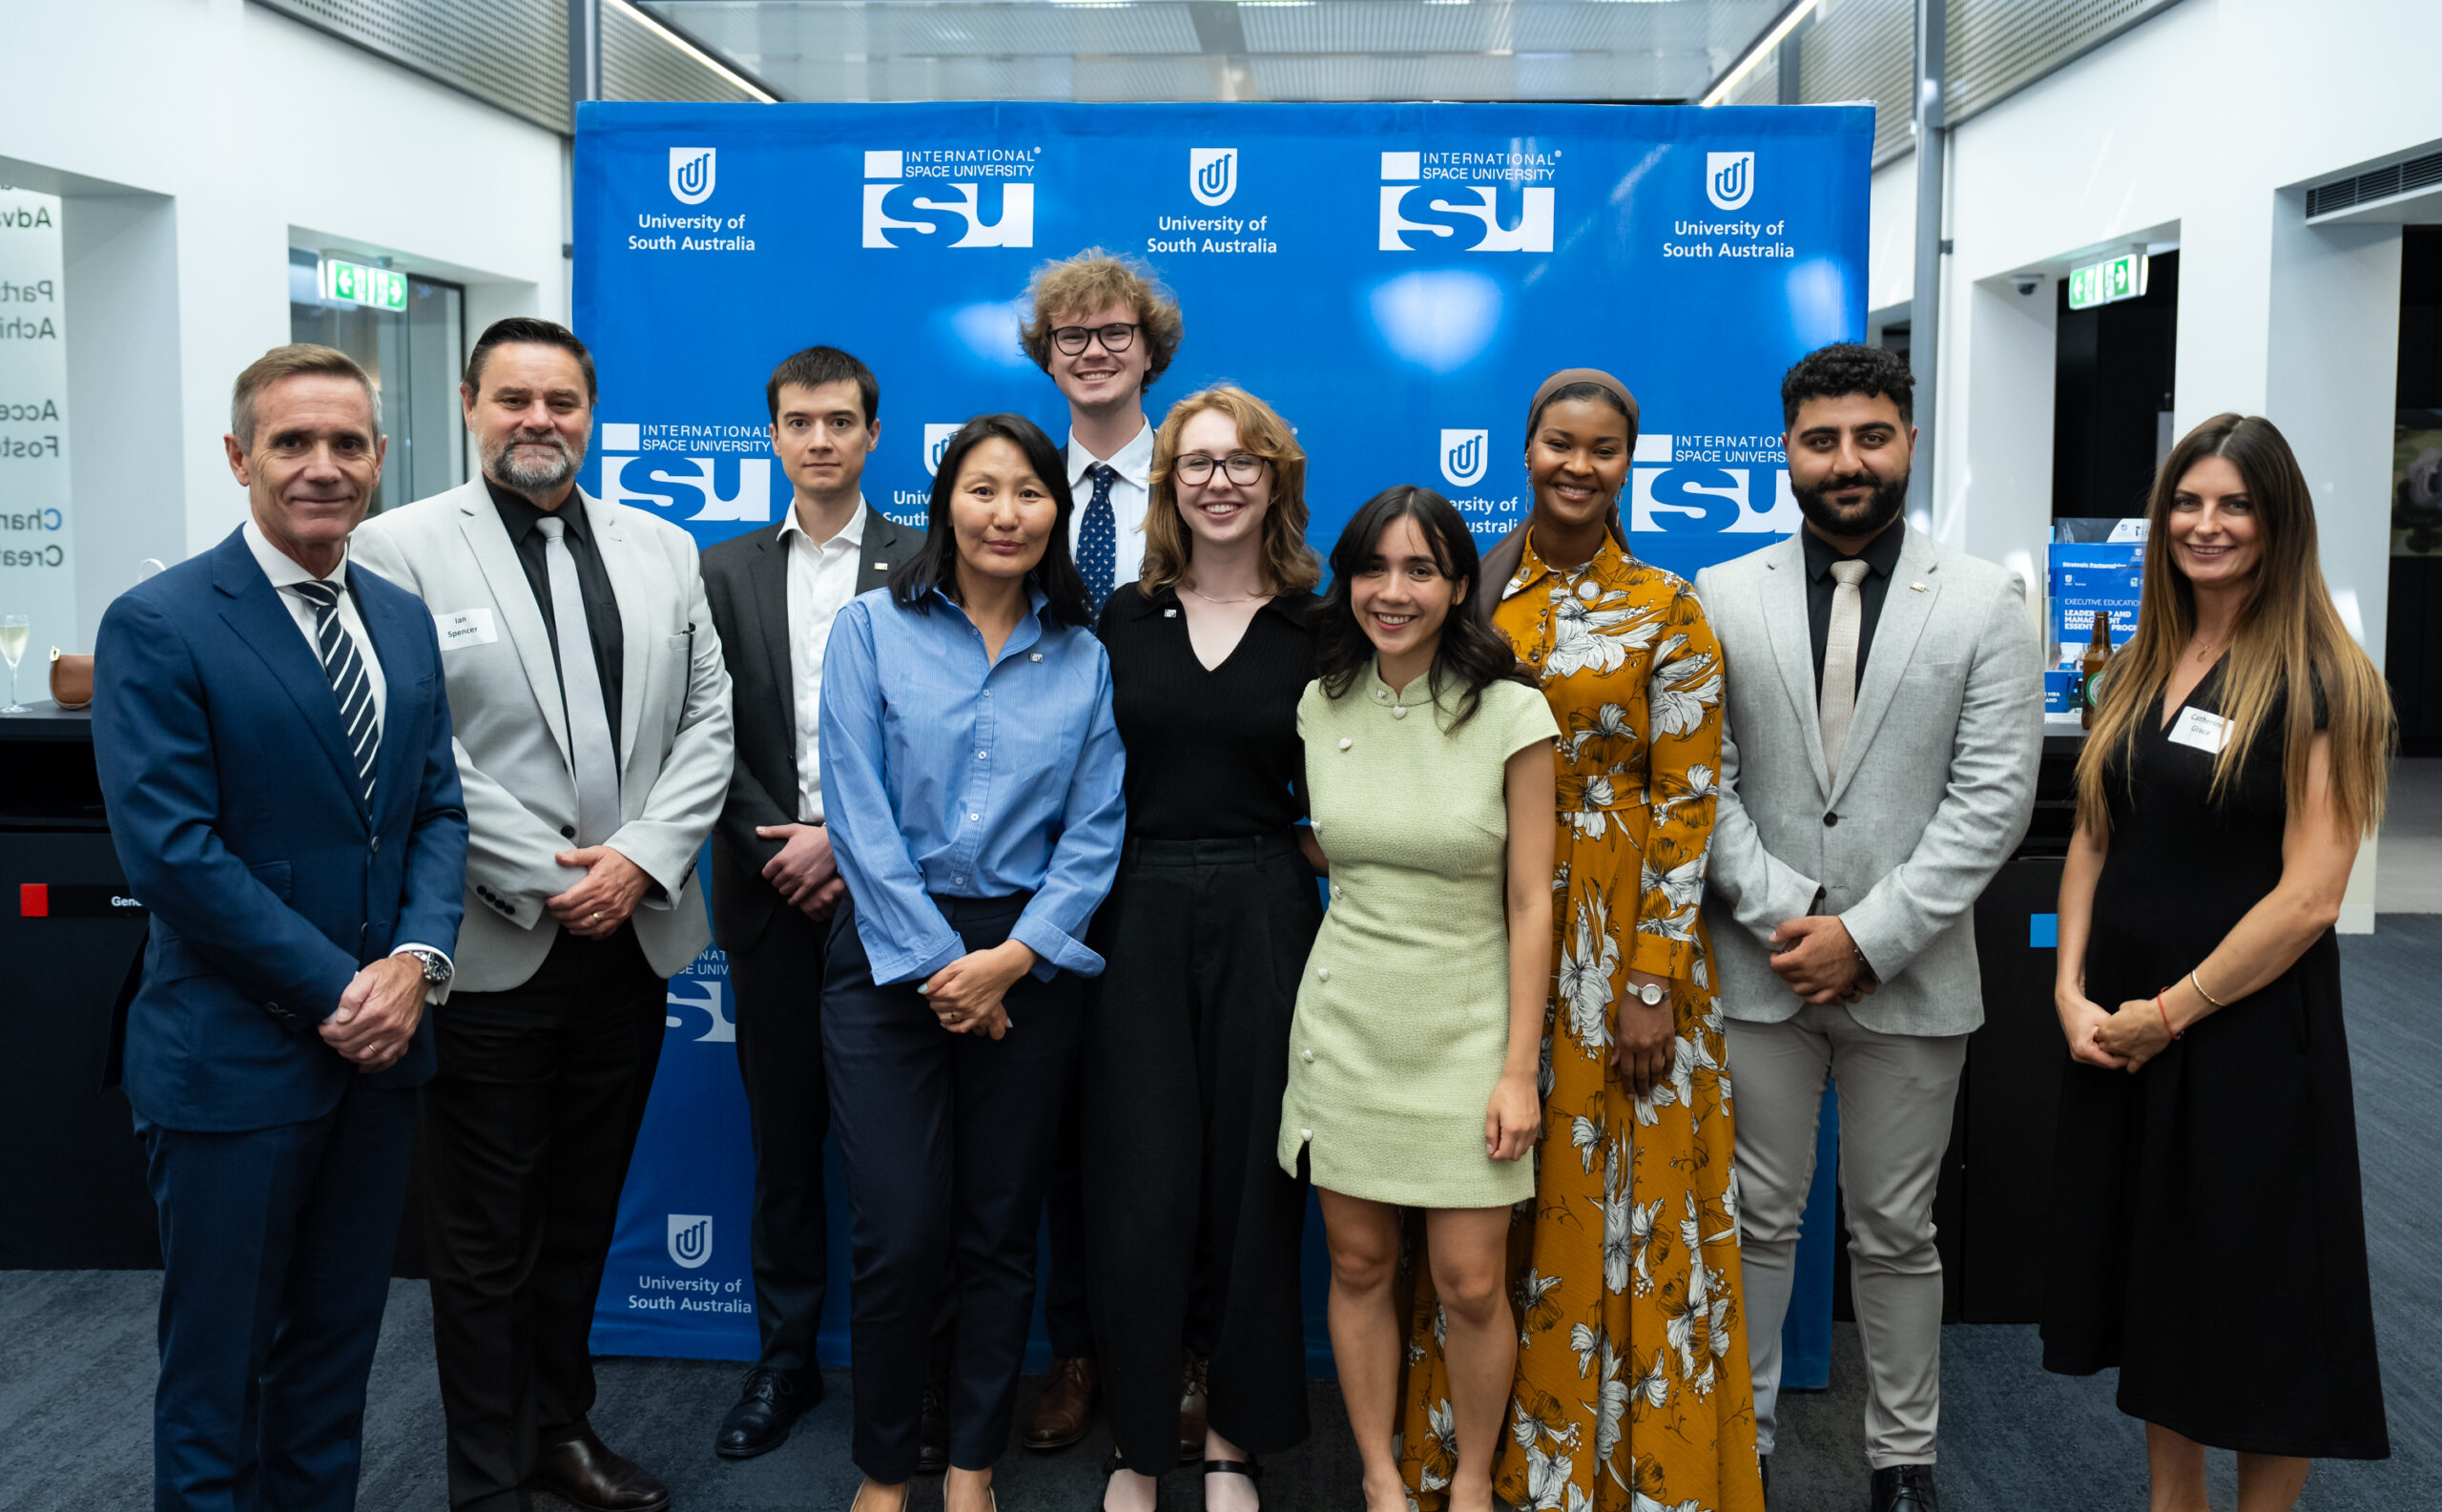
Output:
top-left (818, 413), bottom-right (1127, 1512)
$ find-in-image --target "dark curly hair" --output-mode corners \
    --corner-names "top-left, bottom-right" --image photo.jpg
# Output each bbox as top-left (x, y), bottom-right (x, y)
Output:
top-left (1780, 342), bottom-right (1914, 428)
top-left (1314, 486), bottom-right (1532, 732)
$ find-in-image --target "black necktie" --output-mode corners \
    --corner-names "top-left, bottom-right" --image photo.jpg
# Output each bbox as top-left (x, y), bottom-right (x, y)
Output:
top-left (289, 580), bottom-right (379, 808)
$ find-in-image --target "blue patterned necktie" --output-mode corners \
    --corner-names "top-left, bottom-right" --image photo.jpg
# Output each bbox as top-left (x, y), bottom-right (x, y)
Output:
top-left (288, 580), bottom-right (379, 809)
top-left (1079, 463), bottom-right (1118, 620)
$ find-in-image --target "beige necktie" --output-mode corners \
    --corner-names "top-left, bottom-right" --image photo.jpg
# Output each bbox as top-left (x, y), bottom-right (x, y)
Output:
top-left (1818, 558), bottom-right (1871, 774)
top-left (535, 515), bottom-right (621, 847)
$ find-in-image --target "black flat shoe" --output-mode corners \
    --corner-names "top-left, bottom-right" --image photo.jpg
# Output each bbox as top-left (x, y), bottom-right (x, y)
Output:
top-left (1204, 1455), bottom-right (1262, 1512)
top-left (715, 1367), bottom-right (817, 1460)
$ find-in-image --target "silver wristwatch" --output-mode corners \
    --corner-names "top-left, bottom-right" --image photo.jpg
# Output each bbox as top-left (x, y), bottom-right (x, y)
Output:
top-left (401, 947), bottom-right (452, 986)
top-left (1630, 979), bottom-right (1667, 1007)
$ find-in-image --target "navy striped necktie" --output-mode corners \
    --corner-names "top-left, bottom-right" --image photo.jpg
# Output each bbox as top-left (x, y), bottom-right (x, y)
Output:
top-left (289, 579), bottom-right (380, 809)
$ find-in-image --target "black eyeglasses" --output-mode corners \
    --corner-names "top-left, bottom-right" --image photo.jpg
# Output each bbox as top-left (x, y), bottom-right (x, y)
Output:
top-left (1050, 322), bottom-right (1140, 356)
top-left (1174, 452), bottom-right (1268, 486)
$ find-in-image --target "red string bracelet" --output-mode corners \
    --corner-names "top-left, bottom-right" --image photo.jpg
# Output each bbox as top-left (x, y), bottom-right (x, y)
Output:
top-left (2155, 987), bottom-right (2183, 1041)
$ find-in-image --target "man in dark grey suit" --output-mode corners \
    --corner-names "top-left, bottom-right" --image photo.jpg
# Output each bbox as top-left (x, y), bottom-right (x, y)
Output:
top-left (1697, 344), bottom-right (2042, 1512)
top-left (699, 345), bottom-right (920, 1459)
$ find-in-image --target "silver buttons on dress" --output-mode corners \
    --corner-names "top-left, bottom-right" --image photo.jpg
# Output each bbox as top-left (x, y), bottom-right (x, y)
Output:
top-left (1391, 705), bottom-right (1408, 719)
top-left (1315, 966), bottom-right (1330, 982)
top-left (1301, 1048), bottom-right (1314, 1064)
top-left (1331, 885), bottom-right (1344, 901)
top-left (1299, 1128), bottom-right (1313, 1142)
top-left (1337, 737), bottom-right (1352, 751)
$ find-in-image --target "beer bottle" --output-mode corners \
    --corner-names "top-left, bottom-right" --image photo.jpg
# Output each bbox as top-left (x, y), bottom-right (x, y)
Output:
top-left (2080, 611), bottom-right (2112, 729)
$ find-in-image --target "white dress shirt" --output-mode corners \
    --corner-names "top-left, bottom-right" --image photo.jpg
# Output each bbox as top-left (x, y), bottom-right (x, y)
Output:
top-left (1066, 418), bottom-right (1154, 592)
top-left (242, 518), bottom-right (451, 990)
top-left (780, 499), bottom-right (869, 823)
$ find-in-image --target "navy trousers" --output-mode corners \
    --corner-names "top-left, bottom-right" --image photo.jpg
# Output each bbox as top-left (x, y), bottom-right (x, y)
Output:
top-left (140, 1076), bottom-right (416, 1512)
top-left (823, 893), bottom-right (1086, 1481)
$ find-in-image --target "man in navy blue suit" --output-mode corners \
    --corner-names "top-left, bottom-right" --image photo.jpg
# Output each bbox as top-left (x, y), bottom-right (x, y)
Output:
top-left (92, 342), bottom-right (469, 1512)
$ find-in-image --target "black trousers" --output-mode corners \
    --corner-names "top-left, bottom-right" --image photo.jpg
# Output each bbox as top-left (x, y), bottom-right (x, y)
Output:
top-left (823, 893), bottom-right (1085, 1481)
top-left (729, 902), bottom-right (833, 1376)
top-left (1082, 835), bottom-right (1320, 1468)
top-left (423, 924), bottom-right (667, 1512)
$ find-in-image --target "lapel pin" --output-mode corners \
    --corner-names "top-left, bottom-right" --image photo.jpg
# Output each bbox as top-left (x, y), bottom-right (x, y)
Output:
top-left (1028, 652), bottom-right (1043, 662)
top-left (1164, 608), bottom-right (1177, 617)
top-left (1909, 582), bottom-right (1928, 591)
top-left (873, 560), bottom-right (888, 570)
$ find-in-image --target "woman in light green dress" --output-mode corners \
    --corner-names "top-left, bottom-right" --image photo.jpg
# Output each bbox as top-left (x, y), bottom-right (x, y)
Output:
top-left (1281, 486), bottom-right (1558, 1512)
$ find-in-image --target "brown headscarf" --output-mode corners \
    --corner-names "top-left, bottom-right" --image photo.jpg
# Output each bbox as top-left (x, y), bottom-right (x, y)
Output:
top-left (1475, 367), bottom-right (1641, 600)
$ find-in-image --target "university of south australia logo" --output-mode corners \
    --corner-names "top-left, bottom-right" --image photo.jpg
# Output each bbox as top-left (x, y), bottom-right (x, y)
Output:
top-left (1190, 148), bottom-right (1238, 206)
top-left (670, 147), bottom-right (716, 205)
top-left (668, 1214), bottom-right (713, 1269)
top-left (923, 423), bottom-right (962, 476)
top-left (1707, 152), bottom-right (1755, 212)
top-left (1440, 429), bottom-right (1489, 489)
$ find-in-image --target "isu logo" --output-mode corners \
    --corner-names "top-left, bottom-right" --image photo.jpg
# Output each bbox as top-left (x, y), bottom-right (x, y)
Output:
top-left (669, 147), bottom-right (716, 205)
top-left (1379, 152), bottom-right (1554, 254)
top-left (1190, 148), bottom-right (1238, 206)
top-left (1707, 152), bottom-right (1755, 212)
top-left (923, 423), bottom-right (963, 476)
top-left (662, 980), bottom-right (735, 1043)
top-left (862, 150), bottom-right (1034, 249)
top-left (668, 1214), bottom-right (713, 1270)
top-left (1440, 429), bottom-right (1489, 489)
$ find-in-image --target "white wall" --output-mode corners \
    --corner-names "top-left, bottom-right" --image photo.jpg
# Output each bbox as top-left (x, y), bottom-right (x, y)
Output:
top-left (1867, 0), bottom-right (2442, 924)
top-left (0, 0), bottom-right (569, 642)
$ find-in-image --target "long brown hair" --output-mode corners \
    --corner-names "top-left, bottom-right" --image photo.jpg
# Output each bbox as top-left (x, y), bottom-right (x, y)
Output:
top-left (1141, 385), bottom-right (1322, 597)
top-left (2075, 413), bottom-right (2392, 837)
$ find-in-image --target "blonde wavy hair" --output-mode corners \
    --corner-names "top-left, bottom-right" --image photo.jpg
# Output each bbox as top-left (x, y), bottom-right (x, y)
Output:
top-left (1017, 248), bottom-right (1184, 391)
top-left (1142, 386), bottom-right (1321, 597)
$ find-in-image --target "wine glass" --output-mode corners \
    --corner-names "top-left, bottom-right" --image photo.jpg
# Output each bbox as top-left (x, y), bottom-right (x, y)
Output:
top-left (0, 615), bottom-right (28, 714)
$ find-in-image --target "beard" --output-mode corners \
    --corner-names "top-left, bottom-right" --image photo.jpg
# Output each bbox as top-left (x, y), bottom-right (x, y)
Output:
top-left (485, 429), bottom-right (579, 493)
top-left (1791, 466), bottom-right (1908, 539)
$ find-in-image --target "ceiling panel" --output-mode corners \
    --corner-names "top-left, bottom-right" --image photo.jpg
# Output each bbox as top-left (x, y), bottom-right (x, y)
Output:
top-left (640, 0), bottom-right (1787, 104)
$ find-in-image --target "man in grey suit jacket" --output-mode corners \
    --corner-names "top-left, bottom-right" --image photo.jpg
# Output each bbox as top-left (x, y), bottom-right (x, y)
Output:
top-left (698, 345), bottom-right (921, 1460)
top-left (1695, 345), bottom-right (2040, 1512)
top-left (351, 319), bottom-right (734, 1512)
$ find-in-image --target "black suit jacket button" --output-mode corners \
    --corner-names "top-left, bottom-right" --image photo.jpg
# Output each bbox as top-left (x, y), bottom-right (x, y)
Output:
top-left (561, 825), bottom-right (576, 839)
top-left (1823, 811), bottom-right (1839, 827)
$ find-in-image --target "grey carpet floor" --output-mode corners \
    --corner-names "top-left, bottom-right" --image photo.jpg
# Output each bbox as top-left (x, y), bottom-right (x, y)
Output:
top-left (7, 919), bottom-right (2436, 1512)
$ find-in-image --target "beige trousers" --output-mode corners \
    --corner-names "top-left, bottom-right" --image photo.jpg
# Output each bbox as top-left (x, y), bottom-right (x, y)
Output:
top-left (1728, 1005), bottom-right (1968, 1470)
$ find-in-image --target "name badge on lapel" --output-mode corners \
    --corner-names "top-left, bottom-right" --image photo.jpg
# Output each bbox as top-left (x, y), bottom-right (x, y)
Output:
top-left (435, 608), bottom-right (498, 649)
top-left (2167, 706), bottom-right (2232, 755)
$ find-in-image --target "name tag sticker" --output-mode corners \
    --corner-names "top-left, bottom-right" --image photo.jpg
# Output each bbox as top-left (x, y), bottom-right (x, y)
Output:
top-left (2168, 706), bottom-right (2232, 755)
top-left (435, 608), bottom-right (498, 649)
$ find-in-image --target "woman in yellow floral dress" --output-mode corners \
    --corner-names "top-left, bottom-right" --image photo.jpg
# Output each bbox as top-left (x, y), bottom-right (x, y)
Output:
top-left (1396, 370), bottom-right (1765, 1512)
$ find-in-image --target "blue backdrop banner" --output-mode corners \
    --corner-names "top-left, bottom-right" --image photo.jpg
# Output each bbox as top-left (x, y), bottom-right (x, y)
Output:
top-left (575, 99), bottom-right (1872, 1364)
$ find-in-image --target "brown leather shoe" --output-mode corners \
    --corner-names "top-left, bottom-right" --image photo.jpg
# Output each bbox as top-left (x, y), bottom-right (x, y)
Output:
top-left (1177, 1355), bottom-right (1210, 1463)
top-left (532, 1426), bottom-right (670, 1512)
top-left (1024, 1357), bottom-right (1098, 1450)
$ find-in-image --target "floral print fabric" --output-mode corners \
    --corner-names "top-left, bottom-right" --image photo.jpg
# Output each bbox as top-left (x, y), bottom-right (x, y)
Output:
top-left (1395, 532), bottom-right (1764, 1512)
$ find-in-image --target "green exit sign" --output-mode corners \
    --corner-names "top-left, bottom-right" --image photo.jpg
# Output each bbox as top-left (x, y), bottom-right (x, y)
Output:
top-left (320, 258), bottom-right (407, 312)
top-left (2066, 252), bottom-right (2148, 311)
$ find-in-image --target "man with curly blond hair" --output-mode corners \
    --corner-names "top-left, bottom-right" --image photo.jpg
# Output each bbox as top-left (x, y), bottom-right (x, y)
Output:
top-left (1019, 248), bottom-right (1184, 625)
top-left (1009, 248), bottom-right (1185, 1457)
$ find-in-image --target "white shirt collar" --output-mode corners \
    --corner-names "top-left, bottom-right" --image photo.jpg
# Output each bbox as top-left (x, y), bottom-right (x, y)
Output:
top-left (242, 518), bottom-right (348, 591)
top-left (1066, 418), bottom-right (1154, 490)
top-left (777, 497), bottom-right (870, 550)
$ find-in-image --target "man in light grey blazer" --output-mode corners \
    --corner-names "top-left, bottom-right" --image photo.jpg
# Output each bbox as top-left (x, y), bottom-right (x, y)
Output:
top-left (352, 318), bottom-right (733, 1512)
top-left (1695, 344), bottom-right (2040, 1512)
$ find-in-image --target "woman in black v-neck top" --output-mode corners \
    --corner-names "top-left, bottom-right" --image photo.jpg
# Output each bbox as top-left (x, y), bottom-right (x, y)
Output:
top-left (1082, 387), bottom-right (1324, 1511)
top-left (2043, 416), bottom-right (2393, 1505)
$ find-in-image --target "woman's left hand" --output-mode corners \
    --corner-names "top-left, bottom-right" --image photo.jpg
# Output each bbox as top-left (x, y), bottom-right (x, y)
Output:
top-left (921, 941), bottom-right (1036, 1038)
top-left (1484, 1071), bottom-right (1542, 1162)
top-left (2095, 997), bottom-right (2174, 1070)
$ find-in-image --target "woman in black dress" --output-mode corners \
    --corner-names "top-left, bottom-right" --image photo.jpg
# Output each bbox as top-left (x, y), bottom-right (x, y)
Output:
top-left (1084, 385), bottom-right (1325, 1512)
top-left (2045, 413), bottom-right (2394, 1511)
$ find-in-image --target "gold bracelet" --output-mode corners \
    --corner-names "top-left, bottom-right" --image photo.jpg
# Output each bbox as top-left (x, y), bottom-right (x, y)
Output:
top-left (2188, 969), bottom-right (2227, 1009)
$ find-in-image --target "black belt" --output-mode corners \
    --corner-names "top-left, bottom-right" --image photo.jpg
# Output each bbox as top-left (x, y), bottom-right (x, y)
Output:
top-left (1122, 831), bottom-right (1301, 867)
